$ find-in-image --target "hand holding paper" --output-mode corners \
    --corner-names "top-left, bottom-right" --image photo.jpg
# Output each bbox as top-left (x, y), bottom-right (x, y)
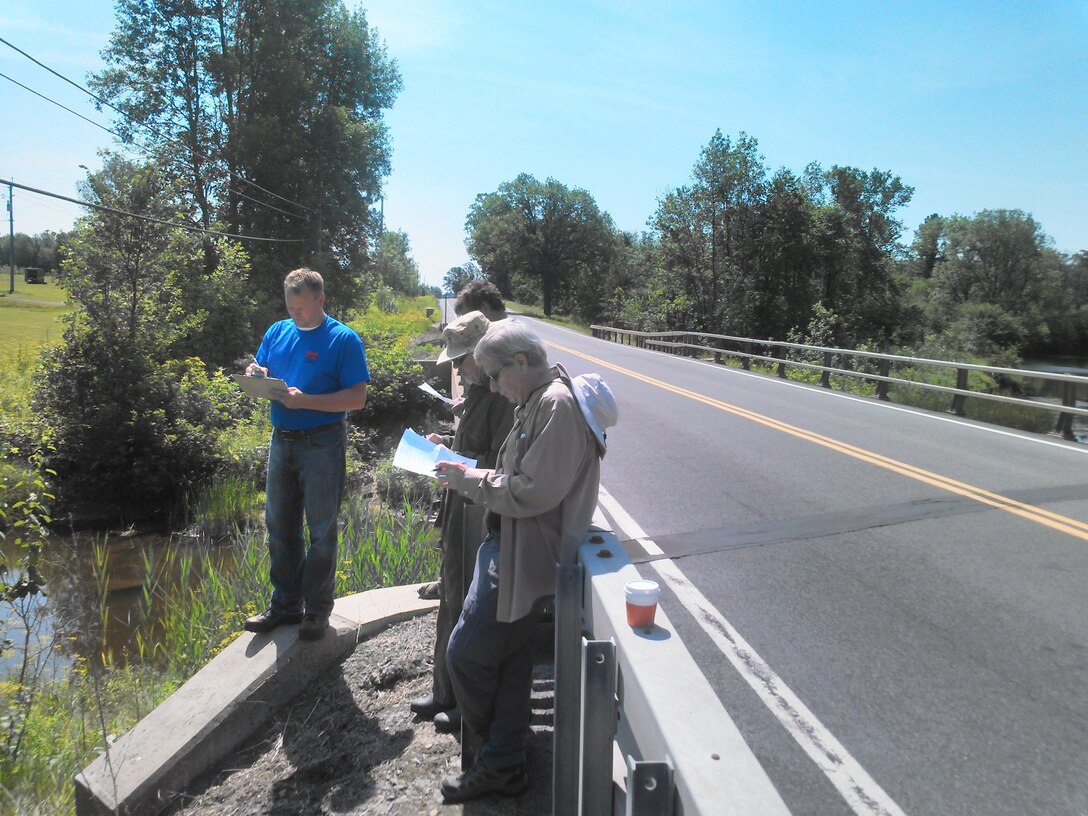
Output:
top-left (392, 428), bottom-right (477, 477)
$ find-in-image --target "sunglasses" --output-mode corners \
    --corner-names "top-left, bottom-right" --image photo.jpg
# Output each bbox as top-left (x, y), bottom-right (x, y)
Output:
top-left (487, 362), bottom-right (514, 383)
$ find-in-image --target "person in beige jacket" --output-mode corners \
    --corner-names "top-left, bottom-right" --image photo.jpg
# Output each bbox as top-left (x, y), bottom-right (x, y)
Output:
top-left (434, 319), bottom-right (602, 803)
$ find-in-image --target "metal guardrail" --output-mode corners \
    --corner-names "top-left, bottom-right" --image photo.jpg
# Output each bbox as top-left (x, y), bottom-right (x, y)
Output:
top-left (591, 325), bottom-right (1088, 440)
top-left (552, 525), bottom-right (790, 815)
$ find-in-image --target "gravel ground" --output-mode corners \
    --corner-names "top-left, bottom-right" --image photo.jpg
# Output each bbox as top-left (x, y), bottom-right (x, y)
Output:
top-left (170, 612), bottom-right (553, 816)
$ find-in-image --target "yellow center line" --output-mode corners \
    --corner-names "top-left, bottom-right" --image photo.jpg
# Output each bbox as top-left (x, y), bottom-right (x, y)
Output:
top-left (549, 340), bottom-right (1088, 542)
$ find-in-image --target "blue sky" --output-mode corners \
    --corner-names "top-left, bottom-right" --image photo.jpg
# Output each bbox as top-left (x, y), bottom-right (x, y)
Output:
top-left (3, 1), bottom-right (1086, 288)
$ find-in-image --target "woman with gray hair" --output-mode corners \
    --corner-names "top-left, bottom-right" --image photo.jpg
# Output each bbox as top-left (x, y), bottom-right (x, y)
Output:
top-left (409, 311), bottom-right (514, 733)
top-left (434, 319), bottom-right (602, 803)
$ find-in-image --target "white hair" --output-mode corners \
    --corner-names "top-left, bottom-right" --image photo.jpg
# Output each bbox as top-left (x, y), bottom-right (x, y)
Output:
top-left (474, 319), bottom-right (549, 373)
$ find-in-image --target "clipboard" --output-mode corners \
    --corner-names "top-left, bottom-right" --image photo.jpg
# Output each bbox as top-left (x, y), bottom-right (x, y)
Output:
top-left (231, 374), bottom-right (290, 400)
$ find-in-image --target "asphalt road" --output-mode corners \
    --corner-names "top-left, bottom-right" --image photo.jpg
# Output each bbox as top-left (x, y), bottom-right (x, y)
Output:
top-left (518, 315), bottom-right (1088, 816)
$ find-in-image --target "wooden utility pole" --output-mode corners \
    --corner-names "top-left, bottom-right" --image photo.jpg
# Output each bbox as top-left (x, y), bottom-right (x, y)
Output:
top-left (6, 181), bottom-right (14, 294)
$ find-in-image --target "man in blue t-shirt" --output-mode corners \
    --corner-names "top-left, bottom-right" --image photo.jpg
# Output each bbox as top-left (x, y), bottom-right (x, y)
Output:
top-left (243, 268), bottom-right (370, 641)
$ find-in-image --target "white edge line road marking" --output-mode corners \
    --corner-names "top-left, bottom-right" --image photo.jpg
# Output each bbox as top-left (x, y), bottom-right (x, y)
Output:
top-left (598, 485), bottom-right (909, 816)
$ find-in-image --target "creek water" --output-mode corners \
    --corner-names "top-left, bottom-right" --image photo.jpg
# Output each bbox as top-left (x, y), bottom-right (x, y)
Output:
top-left (1, 531), bottom-right (240, 678)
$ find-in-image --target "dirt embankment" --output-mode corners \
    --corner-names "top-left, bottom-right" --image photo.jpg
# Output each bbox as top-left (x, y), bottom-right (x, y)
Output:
top-left (171, 612), bottom-right (554, 816)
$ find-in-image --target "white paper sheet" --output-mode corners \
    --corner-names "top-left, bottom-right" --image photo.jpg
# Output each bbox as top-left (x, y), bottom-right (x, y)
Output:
top-left (391, 428), bottom-right (477, 476)
top-left (418, 381), bottom-right (457, 405)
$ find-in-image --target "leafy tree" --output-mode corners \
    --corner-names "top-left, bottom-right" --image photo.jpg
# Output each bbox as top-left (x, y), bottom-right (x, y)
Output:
top-left (816, 165), bottom-right (913, 344)
top-left (374, 230), bottom-right (420, 294)
top-left (466, 174), bottom-right (615, 316)
top-left (90, 0), bottom-right (401, 322)
top-left (911, 214), bottom-right (946, 279)
top-left (443, 261), bottom-right (483, 297)
top-left (752, 169), bottom-right (820, 339)
top-left (927, 210), bottom-right (1046, 320)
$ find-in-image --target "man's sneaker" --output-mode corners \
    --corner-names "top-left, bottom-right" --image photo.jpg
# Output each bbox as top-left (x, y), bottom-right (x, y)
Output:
top-left (441, 761), bottom-right (529, 803)
top-left (243, 607), bottom-right (303, 633)
top-left (298, 613), bottom-right (329, 641)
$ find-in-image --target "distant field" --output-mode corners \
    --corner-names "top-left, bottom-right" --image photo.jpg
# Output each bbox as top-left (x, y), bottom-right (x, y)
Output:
top-left (0, 277), bottom-right (67, 305)
top-left (0, 279), bottom-right (69, 359)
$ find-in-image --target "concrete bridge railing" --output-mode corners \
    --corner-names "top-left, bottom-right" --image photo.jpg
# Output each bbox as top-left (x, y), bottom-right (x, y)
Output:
top-left (549, 523), bottom-right (789, 815)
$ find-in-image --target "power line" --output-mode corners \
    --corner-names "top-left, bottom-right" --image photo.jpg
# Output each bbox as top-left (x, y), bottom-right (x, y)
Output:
top-left (0, 34), bottom-right (316, 216)
top-left (1, 71), bottom-right (119, 138)
top-left (3, 67), bottom-right (309, 222)
top-left (4, 179), bottom-right (305, 243)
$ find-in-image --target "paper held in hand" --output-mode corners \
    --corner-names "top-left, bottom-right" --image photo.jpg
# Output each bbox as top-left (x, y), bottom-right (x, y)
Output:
top-left (418, 381), bottom-right (457, 406)
top-left (231, 374), bottom-right (290, 400)
top-left (392, 428), bottom-right (477, 477)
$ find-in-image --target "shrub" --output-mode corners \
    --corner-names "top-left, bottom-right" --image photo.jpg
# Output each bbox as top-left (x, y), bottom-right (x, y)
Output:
top-left (33, 334), bottom-right (239, 517)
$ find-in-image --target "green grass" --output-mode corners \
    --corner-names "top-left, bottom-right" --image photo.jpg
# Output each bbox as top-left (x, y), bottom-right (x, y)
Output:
top-left (0, 278), bottom-right (69, 413)
top-left (0, 301), bottom-right (68, 361)
top-left (505, 300), bottom-right (592, 334)
top-left (0, 276), bottom-right (67, 305)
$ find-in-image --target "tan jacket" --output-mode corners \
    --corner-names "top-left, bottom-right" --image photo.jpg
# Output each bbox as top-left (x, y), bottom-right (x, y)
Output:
top-left (458, 368), bottom-right (601, 622)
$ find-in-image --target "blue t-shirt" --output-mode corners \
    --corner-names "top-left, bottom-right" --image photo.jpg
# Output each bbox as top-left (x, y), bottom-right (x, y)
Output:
top-left (256, 315), bottom-right (370, 430)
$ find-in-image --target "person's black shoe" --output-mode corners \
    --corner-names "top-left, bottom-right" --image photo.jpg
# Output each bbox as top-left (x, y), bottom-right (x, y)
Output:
top-left (298, 613), bottom-right (329, 641)
top-left (433, 707), bottom-right (461, 734)
top-left (417, 580), bottom-right (441, 600)
top-left (409, 694), bottom-right (453, 720)
top-left (243, 607), bottom-right (303, 633)
top-left (441, 761), bottom-right (529, 803)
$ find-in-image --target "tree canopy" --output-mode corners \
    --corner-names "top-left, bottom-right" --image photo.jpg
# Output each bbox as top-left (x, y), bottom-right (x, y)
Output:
top-left (466, 173), bottom-right (615, 316)
top-left (462, 129), bottom-right (1086, 361)
top-left (90, 0), bottom-right (401, 316)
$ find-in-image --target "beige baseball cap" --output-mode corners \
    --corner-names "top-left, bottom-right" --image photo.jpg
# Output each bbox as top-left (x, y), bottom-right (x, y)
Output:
top-left (437, 310), bottom-right (491, 364)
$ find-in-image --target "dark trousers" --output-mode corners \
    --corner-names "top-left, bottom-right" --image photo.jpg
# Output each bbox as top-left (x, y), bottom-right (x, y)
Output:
top-left (446, 533), bottom-right (537, 770)
top-left (264, 423), bottom-right (346, 617)
top-left (430, 517), bottom-right (465, 708)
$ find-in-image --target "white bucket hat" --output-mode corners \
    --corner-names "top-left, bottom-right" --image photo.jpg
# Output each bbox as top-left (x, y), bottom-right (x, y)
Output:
top-left (570, 372), bottom-right (618, 454)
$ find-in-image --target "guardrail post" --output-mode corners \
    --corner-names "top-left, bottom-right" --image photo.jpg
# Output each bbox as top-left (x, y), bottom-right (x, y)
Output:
top-left (775, 349), bottom-right (787, 378)
top-left (553, 564), bottom-right (584, 816)
top-left (626, 756), bottom-right (674, 816)
top-left (1054, 381), bottom-right (1077, 440)
top-left (742, 342), bottom-right (751, 370)
top-left (948, 367), bottom-right (969, 416)
top-left (877, 358), bottom-right (891, 401)
top-left (580, 638), bottom-right (617, 816)
top-left (820, 352), bottom-right (832, 388)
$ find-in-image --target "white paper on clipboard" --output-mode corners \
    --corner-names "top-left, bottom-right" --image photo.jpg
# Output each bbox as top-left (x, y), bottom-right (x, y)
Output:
top-left (231, 374), bottom-right (290, 400)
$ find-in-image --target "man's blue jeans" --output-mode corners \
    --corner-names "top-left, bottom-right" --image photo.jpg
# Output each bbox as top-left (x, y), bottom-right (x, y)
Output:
top-left (446, 533), bottom-right (538, 770)
top-left (265, 422), bottom-right (346, 618)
